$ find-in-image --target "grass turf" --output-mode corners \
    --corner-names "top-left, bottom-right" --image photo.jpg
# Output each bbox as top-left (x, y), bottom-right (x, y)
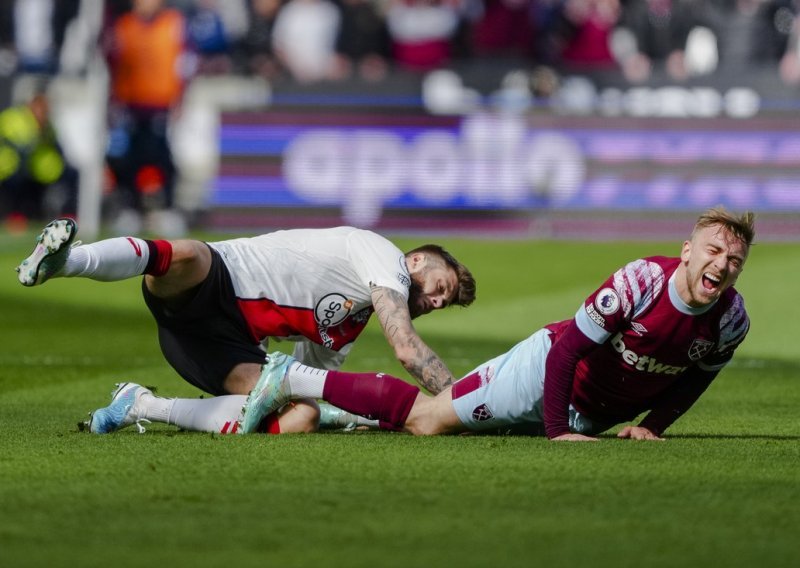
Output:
top-left (0, 229), bottom-right (798, 568)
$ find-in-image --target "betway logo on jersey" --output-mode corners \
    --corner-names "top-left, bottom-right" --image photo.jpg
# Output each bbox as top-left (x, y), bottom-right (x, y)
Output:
top-left (610, 333), bottom-right (687, 375)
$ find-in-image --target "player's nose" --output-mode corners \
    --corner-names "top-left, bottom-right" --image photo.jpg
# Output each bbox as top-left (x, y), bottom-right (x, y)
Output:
top-left (712, 255), bottom-right (728, 271)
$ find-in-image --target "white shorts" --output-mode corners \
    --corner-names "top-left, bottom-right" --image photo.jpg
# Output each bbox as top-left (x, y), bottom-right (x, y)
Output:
top-left (450, 329), bottom-right (610, 436)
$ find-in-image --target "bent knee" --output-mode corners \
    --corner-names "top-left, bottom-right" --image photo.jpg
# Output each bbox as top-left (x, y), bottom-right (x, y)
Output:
top-left (169, 240), bottom-right (209, 264)
top-left (145, 240), bottom-right (211, 297)
top-left (222, 362), bottom-right (262, 395)
top-left (278, 399), bottom-right (320, 433)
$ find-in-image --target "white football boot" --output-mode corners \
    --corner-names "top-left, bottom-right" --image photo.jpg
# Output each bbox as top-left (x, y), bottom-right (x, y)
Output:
top-left (16, 218), bottom-right (79, 286)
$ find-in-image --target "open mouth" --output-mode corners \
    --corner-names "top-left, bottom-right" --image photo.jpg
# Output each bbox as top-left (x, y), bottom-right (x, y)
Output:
top-left (702, 272), bottom-right (721, 292)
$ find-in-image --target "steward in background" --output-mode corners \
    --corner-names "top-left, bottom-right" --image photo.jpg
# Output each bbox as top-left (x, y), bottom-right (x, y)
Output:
top-left (0, 91), bottom-right (77, 228)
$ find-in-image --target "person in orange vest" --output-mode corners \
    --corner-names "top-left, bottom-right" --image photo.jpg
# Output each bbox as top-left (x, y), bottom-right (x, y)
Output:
top-left (102, 0), bottom-right (193, 223)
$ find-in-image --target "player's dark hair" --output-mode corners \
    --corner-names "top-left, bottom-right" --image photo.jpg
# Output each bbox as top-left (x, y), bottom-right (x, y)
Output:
top-left (405, 244), bottom-right (476, 307)
top-left (693, 206), bottom-right (756, 248)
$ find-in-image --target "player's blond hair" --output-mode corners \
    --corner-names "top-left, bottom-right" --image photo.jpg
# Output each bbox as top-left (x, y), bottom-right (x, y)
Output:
top-left (692, 206), bottom-right (755, 248)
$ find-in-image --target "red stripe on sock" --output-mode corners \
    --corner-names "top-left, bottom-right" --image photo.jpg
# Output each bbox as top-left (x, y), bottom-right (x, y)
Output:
top-left (126, 237), bottom-right (143, 257)
top-left (221, 421), bottom-right (231, 434)
top-left (145, 239), bottom-right (173, 276)
top-left (256, 414), bottom-right (281, 434)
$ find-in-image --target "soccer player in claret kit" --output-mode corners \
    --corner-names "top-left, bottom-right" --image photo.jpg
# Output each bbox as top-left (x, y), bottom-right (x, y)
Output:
top-left (79, 207), bottom-right (753, 441)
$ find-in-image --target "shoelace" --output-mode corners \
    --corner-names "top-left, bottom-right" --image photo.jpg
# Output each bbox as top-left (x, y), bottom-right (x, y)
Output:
top-left (133, 417), bottom-right (151, 434)
top-left (108, 383), bottom-right (150, 434)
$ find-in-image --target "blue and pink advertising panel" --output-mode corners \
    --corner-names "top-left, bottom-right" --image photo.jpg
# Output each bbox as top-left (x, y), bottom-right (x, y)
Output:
top-left (211, 110), bottom-right (800, 237)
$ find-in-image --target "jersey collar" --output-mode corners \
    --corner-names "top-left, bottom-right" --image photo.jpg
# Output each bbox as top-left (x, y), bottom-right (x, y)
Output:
top-left (668, 272), bottom-right (716, 315)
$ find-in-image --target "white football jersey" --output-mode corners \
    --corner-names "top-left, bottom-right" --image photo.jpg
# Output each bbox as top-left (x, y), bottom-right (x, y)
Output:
top-left (208, 227), bottom-right (411, 367)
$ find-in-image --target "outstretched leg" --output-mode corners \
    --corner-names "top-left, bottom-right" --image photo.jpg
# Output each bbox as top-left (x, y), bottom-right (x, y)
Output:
top-left (16, 218), bottom-right (211, 305)
top-left (86, 382), bottom-right (319, 434)
top-left (19, 220), bottom-right (256, 397)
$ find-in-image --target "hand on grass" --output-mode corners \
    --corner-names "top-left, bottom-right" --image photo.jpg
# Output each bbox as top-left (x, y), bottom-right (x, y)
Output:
top-left (617, 426), bottom-right (664, 441)
top-left (551, 433), bottom-right (598, 442)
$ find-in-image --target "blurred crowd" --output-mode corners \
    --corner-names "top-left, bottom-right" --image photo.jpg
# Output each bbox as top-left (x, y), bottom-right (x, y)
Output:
top-left (1, 0), bottom-right (800, 227)
top-left (1, 0), bottom-right (799, 85)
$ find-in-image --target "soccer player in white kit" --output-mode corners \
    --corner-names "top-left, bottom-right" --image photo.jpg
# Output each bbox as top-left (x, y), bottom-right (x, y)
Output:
top-left (16, 222), bottom-right (475, 433)
top-left (230, 206), bottom-right (753, 441)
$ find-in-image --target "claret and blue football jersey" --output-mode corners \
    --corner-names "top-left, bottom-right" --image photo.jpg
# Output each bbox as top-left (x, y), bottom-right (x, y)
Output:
top-left (546, 256), bottom-right (749, 424)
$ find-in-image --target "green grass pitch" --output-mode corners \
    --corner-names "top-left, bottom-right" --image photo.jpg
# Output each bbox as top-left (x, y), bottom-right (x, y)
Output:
top-left (0, 228), bottom-right (798, 568)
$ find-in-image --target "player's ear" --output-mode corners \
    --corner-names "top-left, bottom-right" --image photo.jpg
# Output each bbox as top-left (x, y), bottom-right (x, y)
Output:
top-left (680, 240), bottom-right (692, 262)
top-left (406, 252), bottom-right (427, 273)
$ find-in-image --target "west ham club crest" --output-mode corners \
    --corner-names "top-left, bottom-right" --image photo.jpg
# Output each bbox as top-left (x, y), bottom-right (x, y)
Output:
top-left (472, 404), bottom-right (494, 421)
top-left (688, 338), bottom-right (714, 361)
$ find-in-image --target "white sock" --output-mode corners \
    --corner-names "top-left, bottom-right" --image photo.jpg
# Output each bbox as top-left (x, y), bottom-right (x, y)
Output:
top-left (138, 393), bottom-right (174, 423)
top-left (62, 237), bottom-right (151, 281)
top-left (167, 396), bottom-right (247, 433)
top-left (286, 362), bottom-right (328, 399)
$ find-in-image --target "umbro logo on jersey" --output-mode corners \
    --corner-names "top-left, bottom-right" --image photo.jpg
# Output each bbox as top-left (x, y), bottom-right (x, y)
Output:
top-left (631, 322), bottom-right (648, 336)
top-left (472, 404), bottom-right (494, 422)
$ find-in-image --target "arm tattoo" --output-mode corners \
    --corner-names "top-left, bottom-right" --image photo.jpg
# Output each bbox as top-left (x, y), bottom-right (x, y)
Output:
top-left (372, 286), bottom-right (454, 394)
top-left (404, 345), bottom-right (453, 395)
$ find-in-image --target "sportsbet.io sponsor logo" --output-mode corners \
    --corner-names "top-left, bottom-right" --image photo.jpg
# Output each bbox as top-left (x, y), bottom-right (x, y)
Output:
top-left (315, 294), bottom-right (353, 347)
top-left (315, 294), bottom-right (353, 327)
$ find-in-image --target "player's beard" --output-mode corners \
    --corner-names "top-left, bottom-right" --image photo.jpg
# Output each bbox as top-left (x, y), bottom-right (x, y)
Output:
top-left (407, 280), bottom-right (425, 319)
top-left (685, 260), bottom-right (725, 306)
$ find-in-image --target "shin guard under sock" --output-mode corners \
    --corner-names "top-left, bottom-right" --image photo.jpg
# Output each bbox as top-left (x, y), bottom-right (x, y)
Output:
top-left (322, 372), bottom-right (419, 431)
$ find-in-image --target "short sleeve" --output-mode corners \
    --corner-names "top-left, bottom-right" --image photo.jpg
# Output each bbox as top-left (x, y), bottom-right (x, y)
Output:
top-left (575, 258), bottom-right (666, 344)
top-left (347, 230), bottom-right (410, 299)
